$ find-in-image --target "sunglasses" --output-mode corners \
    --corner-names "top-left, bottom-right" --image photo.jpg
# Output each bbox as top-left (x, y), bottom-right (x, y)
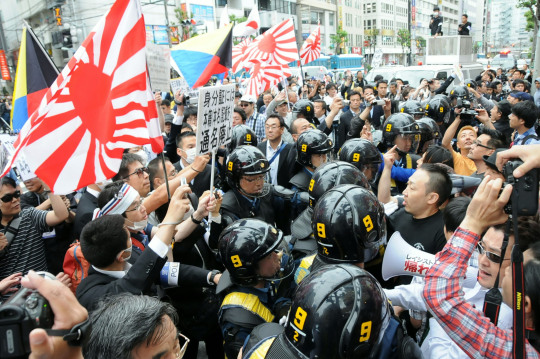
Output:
top-left (477, 241), bottom-right (509, 263)
top-left (1, 190), bottom-right (21, 203)
top-left (123, 167), bottom-right (149, 179)
top-left (239, 103), bottom-right (251, 107)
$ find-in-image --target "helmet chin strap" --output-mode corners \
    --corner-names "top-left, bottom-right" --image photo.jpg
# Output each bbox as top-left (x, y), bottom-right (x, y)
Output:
top-left (395, 147), bottom-right (408, 158)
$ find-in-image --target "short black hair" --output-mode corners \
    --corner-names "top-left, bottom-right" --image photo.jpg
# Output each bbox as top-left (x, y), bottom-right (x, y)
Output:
top-left (363, 86), bottom-right (375, 94)
top-left (314, 99), bottom-right (327, 113)
top-left (326, 82), bottom-right (336, 91)
top-left (148, 157), bottom-right (168, 186)
top-left (266, 114), bottom-right (285, 127)
top-left (479, 128), bottom-right (506, 149)
top-left (234, 107), bottom-right (247, 122)
top-left (443, 197), bottom-right (471, 233)
top-left (420, 163), bottom-right (452, 206)
top-left (493, 216), bottom-right (540, 252)
top-left (373, 75), bottom-right (384, 82)
top-left (462, 14), bottom-right (468, 18)
top-left (423, 145), bottom-right (454, 169)
top-left (176, 130), bottom-right (196, 149)
top-left (113, 153), bottom-right (144, 182)
top-left (0, 176), bottom-right (17, 189)
top-left (376, 80), bottom-right (388, 88)
top-left (184, 106), bottom-right (198, 119)
top-left (80, 214), bottom-right (128, 268)
top-left (348, 91), bottom-right (362, 100)
top-left (513, 79), bottom-right (526, 88)
top-left (161, 99), bottom-right (170, 107)
top-left (511, 101), bottom-right (539, 129)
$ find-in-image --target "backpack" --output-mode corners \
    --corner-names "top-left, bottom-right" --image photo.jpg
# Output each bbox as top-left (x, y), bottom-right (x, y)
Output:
top-left (63, 241), bottom-right (90, 294)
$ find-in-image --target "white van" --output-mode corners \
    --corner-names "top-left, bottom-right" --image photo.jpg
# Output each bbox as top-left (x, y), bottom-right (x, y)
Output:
top-left (391, 64), bottom-right (483, 91)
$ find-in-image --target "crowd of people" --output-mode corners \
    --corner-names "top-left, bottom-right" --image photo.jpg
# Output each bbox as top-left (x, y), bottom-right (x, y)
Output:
top-left (1, 60), bottom-right (540, 359)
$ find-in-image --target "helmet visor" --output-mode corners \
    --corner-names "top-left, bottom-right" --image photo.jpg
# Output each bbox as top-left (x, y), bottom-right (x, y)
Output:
top-left (394, 134), bottom-right (420, 154)
top-left (259, 239), bottom-right (295, 282)
top-left (239, 176), bottom-right (272, 198)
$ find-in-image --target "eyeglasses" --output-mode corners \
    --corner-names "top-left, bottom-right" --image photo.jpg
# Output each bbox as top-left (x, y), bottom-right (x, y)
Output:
top-left (175, 332), bottom-right (190, 359)
top-left (123, 167), bottom-right (149, 180)
top-left (265, 124), bottom-right (281, 130)
top-left (239, 103), bottom-right (251, 107)
top-left (169, 169), bottom-right (178, 178)
top-left (0, 190), bottom-right (21, 203)
top-left (242, 175), bottom-right (265, 183)
top-left (471, 141), bottom-right (494, 150)
top-left (125, 200), bottom-right (144, 213)
top-left (477, 241), bottom-right (510, 263)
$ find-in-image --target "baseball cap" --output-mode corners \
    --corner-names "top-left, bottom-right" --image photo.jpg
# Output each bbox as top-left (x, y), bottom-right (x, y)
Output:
top-left (276, 100), bottom-right (288, 106)
top-left (240, 94), bottom-right (256, 103)
top-left (509, 91), bottom-right (533, 102)
top-left (535, 77), bottom-right (540, 83)
top-left (164, 114), bottom-right (174, 124)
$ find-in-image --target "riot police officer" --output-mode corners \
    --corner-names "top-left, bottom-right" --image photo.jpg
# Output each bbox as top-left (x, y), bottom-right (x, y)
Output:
top-left (398, 100), bottom-right (425, 120)
top-left (216, 219), bottom-right (295, 359)
top-left (416, 117), bottom-right (442, 154)
top-left (338, 138), bottom-right (383, 190)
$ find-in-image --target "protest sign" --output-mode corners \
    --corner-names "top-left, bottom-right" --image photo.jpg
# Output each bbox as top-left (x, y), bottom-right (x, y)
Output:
top-left (146, 43), bottom-right (171, 92)
top-left (195, 84), bottom-right (235, 156)
top-left (0, 134), bottom-right (35, 180)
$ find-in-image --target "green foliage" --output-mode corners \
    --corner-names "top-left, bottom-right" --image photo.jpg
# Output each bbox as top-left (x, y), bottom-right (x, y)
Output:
top-left (396, 29), bottom-right (411, 49)
top-left (229, 15), bottom-right (247, 24)
top-left (330, 26), bottom-right (348, 54)
top-left (416, 36), bottom-right (426, 48)
top-left (525, 10), bottom-right (535, 32)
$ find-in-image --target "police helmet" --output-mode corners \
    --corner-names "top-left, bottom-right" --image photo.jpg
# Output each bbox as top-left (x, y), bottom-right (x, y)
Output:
top-left (229, 124), bottom-right (258, 152)
top-left (464, 79), bottom-right (477, 90)
top-left (416, 117), bottom-right (441, 154)
top-left (449, 85), bottom-right (470, 100)
top-left (282, 264), bottom-right (390, 359)
top-left (312, 184), bottom-right (386, 264)
top-left (381, 113), bottom-right (421, 154)
top-left (225, 146), bottom-right (271, 198)
top-left (308, 161), bottom-right (369, 210)
top-left (218, 219), bottom-right (294, 286)
top-left (296, 129), bottom-right (334, 168)
top-left (398, 100), bottom-right (425, 119)
top-left (292, 99), bottom-right (315, 122)
top-left (338, 139), bottom-right (382, 184)
top-left (425, 96), bottom-right (451, 124)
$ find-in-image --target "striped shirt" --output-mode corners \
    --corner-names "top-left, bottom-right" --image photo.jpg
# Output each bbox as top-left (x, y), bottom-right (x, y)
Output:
top-left (424, 227), bottom-right (540, 358)
top-left (0, 207), bottom-right (50, 281)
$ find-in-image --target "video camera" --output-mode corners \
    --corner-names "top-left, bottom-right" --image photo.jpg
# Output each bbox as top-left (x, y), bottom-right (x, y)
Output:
top-left (455, 98), bottom-right (478, 125)
top-left (0, 272), bottom-right (55, 358)
top-left (502, 160), bottom-right (539, 216)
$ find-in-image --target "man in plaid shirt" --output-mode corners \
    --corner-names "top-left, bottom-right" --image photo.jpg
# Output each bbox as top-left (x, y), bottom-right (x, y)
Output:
top-left (240, 95), bottom-right (266, 142)
top-left (424, 176), bottom-right (540, 358)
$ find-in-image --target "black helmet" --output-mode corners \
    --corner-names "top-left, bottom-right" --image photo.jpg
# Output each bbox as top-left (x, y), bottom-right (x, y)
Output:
top-left (296, 129), bottom-right (334, 168)
top-left (382, 113), bottom-right (421, 155)
top-left (225, 146), bottom-right (271, 198)
top-left (425, 96), bottom-right (451, 124)
top-left (399, 100), bottom-right (425, 119)
top-left (338, 139), bottom-right (382, 184)
top-left (464, 79), bottom-right (477, 90)
top-left (416, 117), bottom-right (441, 154)
top-left (283, 264), bottom-right (390, 358)
top-left (449, 85), bottom-right (469, 100)
top-left (218, 219), bottom-right (294, 286)
top-left (229, 125), bottom-right (258, 152)
top-left (292, 99), bottom-right (315, 122)
top-left (312, 184), bottom-right (386, 264)
top-left (308, 161), bottom-right (369, 209)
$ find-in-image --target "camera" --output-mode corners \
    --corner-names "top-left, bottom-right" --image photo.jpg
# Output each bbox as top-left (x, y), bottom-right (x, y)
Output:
top-left (0, 272), bottom-right (55, 358)
top-left (371, 99), bottom-right (385, 106)
top-left (456, 98), bottom-right (478, 125)
top-left (342, 99), bottom-right (350, 106)
top-left (502, 160), bottom-right (539, 216)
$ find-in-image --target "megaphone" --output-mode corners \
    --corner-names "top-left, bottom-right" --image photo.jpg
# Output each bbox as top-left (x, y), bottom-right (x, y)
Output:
top-left (382, 232), bottom-right (478, 288)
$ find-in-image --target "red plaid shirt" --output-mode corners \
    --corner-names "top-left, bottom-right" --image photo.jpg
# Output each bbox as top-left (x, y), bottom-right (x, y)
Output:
top-left (423, 227), bottom-right (540, 359)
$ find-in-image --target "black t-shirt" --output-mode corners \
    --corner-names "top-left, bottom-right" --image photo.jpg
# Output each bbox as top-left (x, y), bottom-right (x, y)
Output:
top-left (458, 21), bottom-right (471, 35)
top-left (388, 208), bottom-right (446, 284)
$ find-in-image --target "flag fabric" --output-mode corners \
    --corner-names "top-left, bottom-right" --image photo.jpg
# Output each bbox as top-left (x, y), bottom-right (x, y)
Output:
top-left (10, 26), bottom-right (59, 131)
top-left (219, 5), bottom-right (230, 28)
top-left (233, 7), bottom-right (260, 37)
top-left (170, 25), bottom-right (233, 88)
top-left (2, 0), bottom-right (163, 194)
top-left (242, 19), bottom-right (298, 66)
top-left (231, 38), bottom-right (251, 74)
top-left (244, 59), bottom-right (291, 98)
top-left (300, 26), bottom-right (321, 65)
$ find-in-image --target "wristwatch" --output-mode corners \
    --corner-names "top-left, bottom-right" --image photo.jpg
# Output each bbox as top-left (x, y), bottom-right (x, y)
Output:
top-left (208, 270), bottom-right (221, 285)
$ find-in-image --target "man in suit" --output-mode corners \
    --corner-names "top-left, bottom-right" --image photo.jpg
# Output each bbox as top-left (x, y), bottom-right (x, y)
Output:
top-left (257, 114), bottom-right (296, 188)
top-left (73, 181), bottom-right (110, 239)
top-left (173, 131), bottom-right (218, 197)
top-left (76, 186), bottom-right (217, 311)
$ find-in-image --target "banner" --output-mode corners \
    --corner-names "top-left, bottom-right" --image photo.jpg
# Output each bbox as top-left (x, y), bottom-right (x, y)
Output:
top-left (0, 50), bottom-right (10, 81)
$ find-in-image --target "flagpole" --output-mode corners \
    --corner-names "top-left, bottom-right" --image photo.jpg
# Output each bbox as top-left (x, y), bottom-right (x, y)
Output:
top-left (23, 20), bottom-right (60, 74)
top-left (292, 18), bottom-right (305, 86)
top-left (160, 152), bottom-right (171, 200)
top-left (207, 148), bottom-right (216, 233)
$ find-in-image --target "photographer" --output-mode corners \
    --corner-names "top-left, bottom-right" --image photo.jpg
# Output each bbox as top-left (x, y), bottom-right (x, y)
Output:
top-left (423, 175), bottom-right (540, 358)
top-left (429, 6), bottom-right (443, 37)
top-left (509, 101), bottom-right (540, 145)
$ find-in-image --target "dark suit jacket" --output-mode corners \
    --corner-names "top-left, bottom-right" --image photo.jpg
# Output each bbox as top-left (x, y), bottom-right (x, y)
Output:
top-left (370, 104), bottom-right (385, 129)
top-left (173, 162), bottom-right (218, 197)
top-left (165, 123), bottom-right (182, 163)
top-left (73, 191), bottom-right (98, 240)
top-left (257, 141), bottom-right (296, 188)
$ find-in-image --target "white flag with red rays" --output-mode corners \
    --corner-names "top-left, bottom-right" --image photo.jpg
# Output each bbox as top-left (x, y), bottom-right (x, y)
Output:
top-left (2, 0), bottom-right (163, 194)
top-left (300, 25), bottom-right (321, 65)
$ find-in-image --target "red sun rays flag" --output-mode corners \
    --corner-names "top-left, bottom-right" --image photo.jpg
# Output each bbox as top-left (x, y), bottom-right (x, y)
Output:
top-left (231, 38), bottom-right (252, 74)
top-left (2, 0), bottom-right (163, 194)
top-left (300, 25), bottom-right (321, 66)
top-left (242, 19), bottom-right (298, 66)
top-left (244, 59), bottom-right (292, 97)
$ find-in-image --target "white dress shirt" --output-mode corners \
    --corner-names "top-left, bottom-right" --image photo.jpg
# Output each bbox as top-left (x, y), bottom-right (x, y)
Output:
top-left (266, 140), bottom-right (283, 185)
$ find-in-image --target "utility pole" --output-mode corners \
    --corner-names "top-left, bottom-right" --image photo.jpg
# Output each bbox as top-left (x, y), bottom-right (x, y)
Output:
top-left (407, 0), bottom-right (412, 65)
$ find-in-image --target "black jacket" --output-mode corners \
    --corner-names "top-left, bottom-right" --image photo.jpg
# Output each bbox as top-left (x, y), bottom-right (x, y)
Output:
top-left (173, 161), bottom-right (218, 197)
top-left (256, 141), bottom-right (296, 188)
top-left (429, 16), bottom-right (443, 36)
top-left (458, 21), bottom-right (471, 36)
top-left (73, 191), bottom-right (98, 240)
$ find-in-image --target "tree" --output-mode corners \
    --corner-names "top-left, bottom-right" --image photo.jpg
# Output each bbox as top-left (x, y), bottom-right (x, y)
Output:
top-left (416, 36), bottom-right (426, 55)
top-left (364, 29), bottom-right (379, 65)
top-left (396, 29), bottom-right (411, 59)
top-left (517, 0), bottom-right (540, 62)
top-left (330, 26), bottom-right (348, 55)
top-left (229, 14), bottom-right (247, 25)
top-left (174, 8), bottom-right (197, 40)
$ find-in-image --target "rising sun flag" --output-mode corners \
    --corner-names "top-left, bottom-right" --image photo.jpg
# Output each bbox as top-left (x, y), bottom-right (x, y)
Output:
top-left (170, 25), bottom-right (233, 88)
top-left (2, 0), bottom-right (163, 194)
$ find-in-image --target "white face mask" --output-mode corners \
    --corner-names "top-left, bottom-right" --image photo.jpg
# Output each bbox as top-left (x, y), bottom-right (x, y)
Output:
top-left (96, 179), bottom-right (113, 191)
top-left (126, 218), bottom-right (148, 232)
top-left (183, 148), bottom-right (197, 164)
top-left (182, 204), bottom-right (195, 221)
top-left (135, 150), bottom-right (148, 166)
top-left (122, 245), bottom-right (132, 261)
top-left (433, 12), bottom-right (439, 16)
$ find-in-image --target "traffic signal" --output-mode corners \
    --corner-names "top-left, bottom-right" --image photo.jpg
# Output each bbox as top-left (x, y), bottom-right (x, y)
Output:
top-left (62, 29), bottom-right (72, 48)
